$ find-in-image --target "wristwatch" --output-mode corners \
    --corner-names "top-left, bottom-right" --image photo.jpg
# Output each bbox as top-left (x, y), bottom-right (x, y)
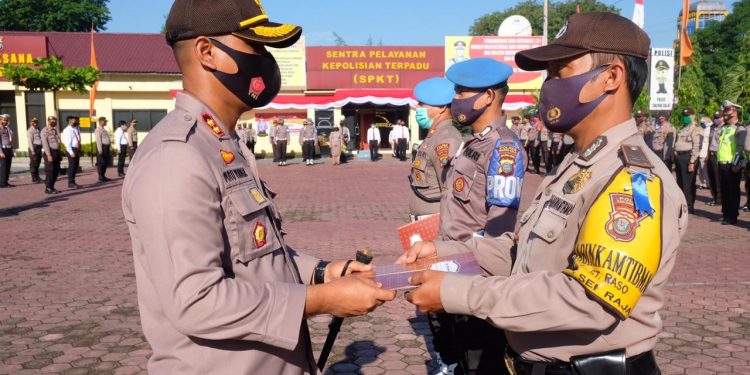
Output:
top-left (314, 260), bottom-right (330, 285)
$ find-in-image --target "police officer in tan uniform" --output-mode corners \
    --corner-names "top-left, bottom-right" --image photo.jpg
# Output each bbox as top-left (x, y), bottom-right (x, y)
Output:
top-left (41, 116), bottom-right (62, 194)
top-left (404, 13), bottom-right (686, 375)
top-left (409, 77), bottom-right (463, 220)
top-left (122, 1), bottom-right (395, 373)
top-left (27, 117), bottom-right (43, 183)
top-left (401, 58), bottom-right (526, 375)
top-left (126, 119), bottom-right (138, 159)
top-left (95, 117), bottom-right (112, 182)
top-left (0, 114), bottom-right (14, 188)
top-left (674, 107), bottom-right (703, 213)
top-left (274, 118), bottom-right (290, 165)
top-left (299, 118), bottom-right (316, 166)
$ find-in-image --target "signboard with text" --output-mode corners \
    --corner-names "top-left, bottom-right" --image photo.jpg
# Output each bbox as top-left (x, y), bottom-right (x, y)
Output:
top-left (268, 36), bottom-right (306, 90)
top-left (306, 46), bottom-right (444, 90)
top-left (0, 35), bottom-right (48, 78)
top-left (445, 36), bottom-right (543, 90)
top-left (649, 48), bottom-right (675, 111)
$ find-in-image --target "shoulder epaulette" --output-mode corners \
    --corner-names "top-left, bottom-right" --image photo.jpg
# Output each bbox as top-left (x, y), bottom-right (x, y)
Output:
top-left (620, 144), bottom-right (654, 169)
top-left (162, 111), bottom-right (197, 143)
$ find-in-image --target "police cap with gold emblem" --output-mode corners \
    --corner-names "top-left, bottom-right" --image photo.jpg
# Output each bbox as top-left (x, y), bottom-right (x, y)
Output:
top-left (446, 58), bottom-right (513, 89)
top-left (515, 12), bottom-right (650, 71)
top-left (165, 0), bottom-right (302, 48)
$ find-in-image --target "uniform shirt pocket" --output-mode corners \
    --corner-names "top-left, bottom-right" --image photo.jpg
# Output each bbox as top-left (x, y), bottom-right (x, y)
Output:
top-left (530, 207), bottom-right (567, 244)
top-left (411, 156), bottom-right (430, 188)
top-left (451, 165), bottom-right (476, 202)
top-left (226, 188), bottom-right (278, 264)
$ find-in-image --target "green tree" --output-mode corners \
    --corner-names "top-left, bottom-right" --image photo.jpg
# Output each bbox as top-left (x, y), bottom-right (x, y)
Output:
top-left (0, 0), bottom-right (110, 32)
top-left (720, 33), bottom-right (750, 117)
top-left (469, 0), bottom-right (619, 42)
top-left (2, 57), bottom-right (99, 112)
top-left (634, 90), bottom-right (650, 114)
top-left (676, 39), bottom-right (706, 123)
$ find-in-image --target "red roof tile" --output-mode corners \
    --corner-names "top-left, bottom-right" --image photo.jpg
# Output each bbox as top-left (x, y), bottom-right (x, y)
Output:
top-left (4, 31), bottom-right (179, 74)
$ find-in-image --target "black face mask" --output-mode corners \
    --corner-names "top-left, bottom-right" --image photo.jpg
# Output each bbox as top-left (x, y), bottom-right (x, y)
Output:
top-left (210, 39), bottom-right (282, 109)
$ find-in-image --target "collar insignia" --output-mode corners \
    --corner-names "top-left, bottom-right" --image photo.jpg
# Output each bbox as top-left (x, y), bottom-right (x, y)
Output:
top-left (579, 136), bottom-right (607, 162)
top-left (202, 113), bottom-right (225, 137)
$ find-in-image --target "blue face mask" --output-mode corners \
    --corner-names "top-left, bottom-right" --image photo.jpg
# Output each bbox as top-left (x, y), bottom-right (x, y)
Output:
top-left (416, 108), bottom-right (433, 129)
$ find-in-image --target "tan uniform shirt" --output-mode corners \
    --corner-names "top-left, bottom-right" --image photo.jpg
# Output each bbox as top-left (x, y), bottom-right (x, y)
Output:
top-left (40, 126), bottom-right (60, 155)
top-left (127, 126), bottom-right (138, 147)
top-left (28, 126), bottom-right (42, 149)
top-left (274, 124), bottom-right (290, 141)
top-left (329, 131), bottom-right (343, 157)
top-left (519, 123), bottom-right (531, 142)
top-left (539, 126), bottom-right (550, 142)
top-left (674, 123), bottom-right (702, 164)
top-left (247, 128), bottom-right (257, 143)
top-left (95, 126), bottom-right (111, 153)
top-left (122, 93), bottom-right (320, 374)
top-left (0, 125), bottom-right (12, 147)
top-left (437, 117), bottom-right (526, 244)
top-left (299, 125), bottom-right (315, 144)
top-left (438, 119), bottom-right (687, 362)
top-left (409, 119), bottom-right (463, 216)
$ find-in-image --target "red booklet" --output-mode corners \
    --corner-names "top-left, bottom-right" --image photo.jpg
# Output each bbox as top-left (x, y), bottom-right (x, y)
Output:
top-left (374, 252), bottom-right (481, 290)
top-left (396, 213), bottom-right (440, 252)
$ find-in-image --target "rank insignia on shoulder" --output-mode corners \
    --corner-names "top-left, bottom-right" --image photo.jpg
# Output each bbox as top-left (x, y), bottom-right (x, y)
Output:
top-left (220, 150), bottom-right (235, 164)
top-left (579, 136), bottom-right (607, 162)
top-left (454, 177), bottom-right (466, 192)
top-left (563, 168), bottom-right (592, 194)
top-left (253, 221), bottom-right (267, 248)
top-left (250, 188), bottom-right (266, 204)
top-left (202, 113), bottom-right (225, 137)
top-left (620, 145), bottom-right (654, 169)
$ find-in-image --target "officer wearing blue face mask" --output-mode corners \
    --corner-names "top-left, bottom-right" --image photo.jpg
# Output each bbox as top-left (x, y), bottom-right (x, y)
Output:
top-left (408, 77), bottom-right (463, 221)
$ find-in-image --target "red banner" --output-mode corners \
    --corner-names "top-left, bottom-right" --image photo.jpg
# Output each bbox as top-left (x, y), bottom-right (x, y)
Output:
top-left (0, 35), bottom-right (48, 79)
top-left (306, 46), bottom-right (444, 90)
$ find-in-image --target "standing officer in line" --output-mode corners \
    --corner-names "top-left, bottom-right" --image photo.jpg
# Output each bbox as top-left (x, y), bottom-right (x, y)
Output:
top-left (706, 111), bottom-right (724, 206)
top-left (717, 100), bottom-right (746, 225)
top-left (647, 113), bottom-right (673, 168)
top-left (367, 123), bottom-right (380, 161)
top-left (246, 122), bottom-right (257, 155)
top-left (538, 122), bottom-right (552, 173)
top-left (401, 58), bottom-right (526, 375)
top-left (123, 1), bottom-right (395, 373)
top-left (340, 119), bottom-right (350, 163)
top-left (519, 116), bottom-right (530, 167)
top-left (673, 107), bottom-right (702, 214)
top-left (299, 118), bottom-right (316, 166)
top-left (61, 116), bottom-right (82, 189)
top-left (510, 116), bottom-right (522, 137)
top-left (528, 117), bottom-right (541, 173)
top-left (274, 118), bottom-right (290, 166)
top-left (114, 120), bottom-right (129, 177)
top-left (27, 117), bottom-right (44, 183)
top-left (395, 119), bottom-right (410, 161)
top-left (635, 110), bottom-right (652, 146)
top-left (127, 119), bottom-right (139, 159)
top-left (95, 117), bottom-right (112, 182)
top-left (0, 114), bottom-right (14, 188)
top-left (41, 116), bottom-right (62, 194)
top-left (270, 120), bottom-right (278, 162)
top-left (404, 13), bottom-right (685, 375)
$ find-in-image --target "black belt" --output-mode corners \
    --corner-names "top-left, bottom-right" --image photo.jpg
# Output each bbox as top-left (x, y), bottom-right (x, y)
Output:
top-left (676, 150), bottom-right (691, 154)
top-left (505, 348), bottom-right (658, 375)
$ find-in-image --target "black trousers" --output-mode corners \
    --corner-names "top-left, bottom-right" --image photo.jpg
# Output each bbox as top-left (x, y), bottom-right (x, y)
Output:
top-left (540, 141), bottom-right (551, 173)
top-left (531, 144), bottom-right (541, 173)
top-left (275, 140), bottom-right (288, 162)
top-left (718, 163), bottom-right (741, 221)
top-left (675, 151), bottom-right (697, 209)
top-left (96, 146), bottom-right (110, 179)
top-left (396, 138), bottom-right (407, 161)
top-left (550, 141), bottom-right (562, 167)
top-left (302, 140), bottom-right (315, 161)
top-left (744, 167), bottom-right (750, 207)
top-left (67, 148), bottom-right (80, 184)
top-left (706, 152), bottom-right (720, 203)
top-left (560, 143), bottom-right (575, 159)
top-left (427, 314), bottom-right (509, 375)
top-left (45, 150), bottom-right (61, 189)
top-left (246, 141), bottom-right (255, 155)
top-left (118, 145), bottom-right (127, 174)
top-left (30, 145), bottom-right (42, 180)
top-left (369, 140), bottom-right (379, 161)
top-left (0, 148), bottom-right (12, 186)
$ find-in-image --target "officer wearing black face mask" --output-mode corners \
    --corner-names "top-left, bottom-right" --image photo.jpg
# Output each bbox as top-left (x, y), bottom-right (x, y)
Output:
top-left (121, 1), bottom-right (396, 373)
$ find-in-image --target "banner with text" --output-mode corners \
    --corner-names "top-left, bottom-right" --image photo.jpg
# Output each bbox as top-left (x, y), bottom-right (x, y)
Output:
top-left (445, 36), bottom-right (543, 90)
top-left (0, 35), bottom-right (48, 78)
top-left (649, 48), bottom-right (675, 111)
top-left (268, 36), bottom-right (306, 90)
top-left (306, 46), bottom-right (444, 90)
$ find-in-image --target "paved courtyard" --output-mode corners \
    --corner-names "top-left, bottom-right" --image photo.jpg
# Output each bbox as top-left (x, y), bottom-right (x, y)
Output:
top-left (1, 156), bottom-right (749, 374)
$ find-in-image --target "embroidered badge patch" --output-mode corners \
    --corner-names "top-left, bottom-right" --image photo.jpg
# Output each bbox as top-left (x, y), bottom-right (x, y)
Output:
top-left (250, 188), bottom-right (266, 204)
top-left (496, 145), bottom-right (519, 176)
top-left (563, 169), bottom-right (592, 194)
top-left (253, 221), bottom-right (267, 248)
top-left (249, 77), bottom-right (266, 99)
top-left (435, 143), bottom-right (450, 168)
top-left (606, 193), bottom-right (648, 242)
top-left (202, 113), bottom-right (225, 137)
top-left (412, 159), bottom-right (422, 168)
top-left (454, 177), bottom-right (466, 192)
top-left (220, 150), bottom-right (235, 164)
top-left (414, 171), bottom-right (423, 182)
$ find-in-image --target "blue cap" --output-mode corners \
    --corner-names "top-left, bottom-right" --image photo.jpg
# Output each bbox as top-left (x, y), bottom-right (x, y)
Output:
top-left (446, 58), bottom-right (513, 89)
top-left (413, 77), bottom-right (455, 106)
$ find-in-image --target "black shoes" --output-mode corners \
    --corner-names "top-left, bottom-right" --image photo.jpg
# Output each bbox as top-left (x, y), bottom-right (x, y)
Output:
top-left (118, 173), bottom-right (126, 177)
top-left (45, 188), bottom-right (59, 194)
top-left (707, 200), bottom-right (719, 206)
top-left (742, 205), bottom-right (750, 213)
top-left (32, 178), bottom-right (43, 184)
top-left (99, 177), bottom-right (111, 182)
top-left (721, 218), bottom-right (738, 225)
top-left (68, 183), bottom-right (81, 189)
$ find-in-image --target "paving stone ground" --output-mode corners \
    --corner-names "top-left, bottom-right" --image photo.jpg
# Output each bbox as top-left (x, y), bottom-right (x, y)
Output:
top-left (1, 155), bottom-right (749, 375)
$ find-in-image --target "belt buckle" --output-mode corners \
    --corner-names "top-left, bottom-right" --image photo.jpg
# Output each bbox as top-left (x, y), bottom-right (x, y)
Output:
top-left (504, 352), bottom-right (518, 375)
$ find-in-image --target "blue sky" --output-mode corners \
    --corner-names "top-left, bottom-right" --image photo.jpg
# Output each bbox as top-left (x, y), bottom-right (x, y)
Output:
top-left (107, 0), bottom-right (739, 49)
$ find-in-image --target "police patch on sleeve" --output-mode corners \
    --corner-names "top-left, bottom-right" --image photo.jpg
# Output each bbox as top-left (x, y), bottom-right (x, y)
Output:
top-left (486, 139), bottom-right (524, 208)
top-left (563, 167), bottom-right (662, 319)
top-left (435, 143), bottom-right (450, 168)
